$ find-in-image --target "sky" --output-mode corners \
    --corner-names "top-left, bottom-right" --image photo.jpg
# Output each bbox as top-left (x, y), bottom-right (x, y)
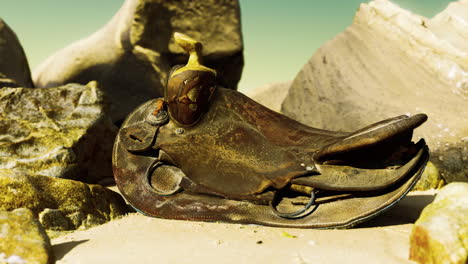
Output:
top-left (0, 0), bottom-right (453, 92)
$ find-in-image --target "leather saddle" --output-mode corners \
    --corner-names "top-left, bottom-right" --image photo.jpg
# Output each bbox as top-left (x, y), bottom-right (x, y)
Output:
top-left (112, 33), bottom-right (429, 228)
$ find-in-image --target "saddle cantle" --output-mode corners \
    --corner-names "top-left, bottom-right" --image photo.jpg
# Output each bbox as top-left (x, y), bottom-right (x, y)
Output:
top-left (112, 33), bottom-right (429, 228)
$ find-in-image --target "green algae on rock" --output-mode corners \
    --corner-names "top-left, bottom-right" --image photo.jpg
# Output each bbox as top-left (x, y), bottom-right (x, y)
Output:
top-left (0, 169), bottom-right (130, 231)
top-left (0, 208), bottom-right (54, 264)
top-left (413, 162), bottom-right (445, 191)
top-left (410, 182), bottom-right (468, 264)
top-left (0, 18), bottom-right (34, 88)
top-left (0, 82), bottom-right (116, 183)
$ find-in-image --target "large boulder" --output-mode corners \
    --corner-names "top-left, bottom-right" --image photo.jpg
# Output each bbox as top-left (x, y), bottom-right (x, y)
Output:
top-left (0, 208), bottom-right (54, 264)
top-left (245, 81), bottom-right (292, 112)
top-left (280, 0), bottom-right (468, 184)
top-left (33, 0), bottom-right (243, 123)
top-left (0, 18), bottom-right (33, 88)
top-left (427, 0), bottom-right (468, 52)
top-left (0, 169), bottom-right (129, 231)
top-left (0, 82), bottom-right (116, 183)
top-left (409, 182), bottom-right (468, 264)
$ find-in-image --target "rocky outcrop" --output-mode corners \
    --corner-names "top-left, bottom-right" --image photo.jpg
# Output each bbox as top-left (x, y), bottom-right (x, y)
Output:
top-left (0, 208), bottom-right (54, 264)
top-left (0, 169), bottom-right (129, 231)
top-left (0, 18), bottom-right (33, 88)
top-left (279, 0), bottom-right (467, 184)
top-left (245, 81), bottom-right (292, 112)
top-left (427, 0), bottom-right (468, 52)
top-left (0, 82), bottom-right (116, 183)
top-left (410, 182), bottom-right (468, 264)
top-left (33, 0), bottom-right (243, 123)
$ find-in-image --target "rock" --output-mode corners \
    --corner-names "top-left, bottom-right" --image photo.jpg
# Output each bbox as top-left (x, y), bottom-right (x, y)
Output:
top-left (280, 0), bottom-right (468, 185)
top-left (409, 182), bottom-right (468, 264)
top-left (0, 169), bottom-right (129, 231)
top-left (0, 208), bottom-right (54, 264)
top-left (0, 18), bottom-right (33, 88)
top-left (245, 81), bottom-right (292, 112)
top-left (427, 0), bottom-right (468, 52)
top-left (413, 162), bottom-right (445, 191)
top-left (0, 82), bottom-right (116, 183)
top-left (33, 0), bottom-right (243, 123)
top-left (39, 209), bottom-right (73, 231)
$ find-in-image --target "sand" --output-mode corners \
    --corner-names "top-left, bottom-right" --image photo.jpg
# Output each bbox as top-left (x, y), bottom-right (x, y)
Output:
top-left (51, 190), bottom-right (435, 264)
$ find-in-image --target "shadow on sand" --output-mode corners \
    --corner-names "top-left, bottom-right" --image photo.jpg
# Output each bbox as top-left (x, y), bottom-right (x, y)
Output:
top-left (53, 239), bottom-right (89, 260)
top-left (358, 194), bottom-right (435, 228)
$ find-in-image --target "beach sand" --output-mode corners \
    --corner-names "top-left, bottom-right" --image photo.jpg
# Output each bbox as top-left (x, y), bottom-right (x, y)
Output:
top-left (52, 190), bottom-right (435, 264)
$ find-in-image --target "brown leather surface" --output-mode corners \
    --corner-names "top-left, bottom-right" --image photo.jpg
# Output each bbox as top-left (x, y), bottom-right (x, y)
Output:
top-left (113, 88), bottom-right (428, 228)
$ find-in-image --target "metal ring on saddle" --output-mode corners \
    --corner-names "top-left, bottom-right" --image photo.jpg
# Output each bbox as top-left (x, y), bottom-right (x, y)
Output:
top-left (145, 159), bottom-right (184, 196)
top-left (270, 190), bottom-right (318, 219)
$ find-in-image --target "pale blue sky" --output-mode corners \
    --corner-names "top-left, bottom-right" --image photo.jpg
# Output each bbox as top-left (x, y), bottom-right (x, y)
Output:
top-left (0, 0), bottom-right (453, 91)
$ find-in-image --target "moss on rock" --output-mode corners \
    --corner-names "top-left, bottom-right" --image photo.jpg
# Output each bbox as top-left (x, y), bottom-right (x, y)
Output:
top-left (410, 182), bottom-right (468, 264)
top-left (0, 169), bottom-right (130, 231)
top-left (0, 208), bottom-right (54, 264)
top-left (413, 162), bottom-right (445, 191)
top-left (0, 83), bottom-right (116, 183)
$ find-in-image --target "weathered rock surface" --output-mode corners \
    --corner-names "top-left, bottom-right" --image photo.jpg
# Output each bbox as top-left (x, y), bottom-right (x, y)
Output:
top-left (0, 82), bottom-right (116, 182)
top-left (279, 0), bottom-right (468, 184)
top-left (33, 0), bottom-right (243, 123)
top-left (427, 0), bottom-right (468, 52)
top-left (410, 182), bottom-right (468, 264)
top-left (0, 169), bottom-right (129, 231)
top-left (413, 162), bottom-right (445, 191)
top-left (0, 18), bottom-right (33, 88)
top-left (245, 81), bottom-right (292, 112)
top-left (0, 208), bottom-right (54, 264)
